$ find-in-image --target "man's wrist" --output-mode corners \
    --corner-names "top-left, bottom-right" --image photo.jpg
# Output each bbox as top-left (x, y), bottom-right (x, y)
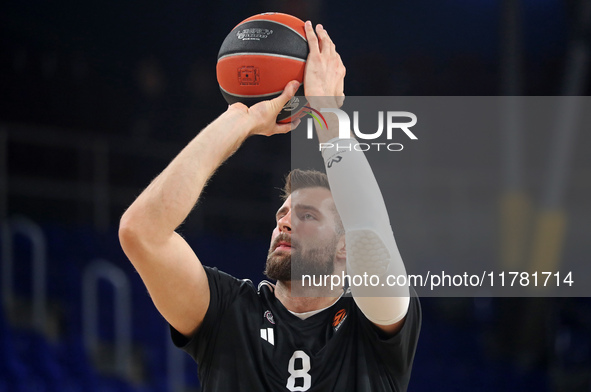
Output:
top-left (218, 107), bottom-right (255, 139)
top-left (306, 96), bottom-right (341, 110)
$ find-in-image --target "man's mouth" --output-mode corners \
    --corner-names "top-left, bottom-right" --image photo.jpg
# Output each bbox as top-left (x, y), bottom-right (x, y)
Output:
top-left (275, 241), bottom-right (292, 251)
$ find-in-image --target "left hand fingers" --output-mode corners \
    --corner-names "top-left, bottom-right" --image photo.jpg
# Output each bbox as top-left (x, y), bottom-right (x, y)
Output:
top-left (305, 21), bottom-right (320, 55)
top-left (315, 24), bottom-right (335, 54)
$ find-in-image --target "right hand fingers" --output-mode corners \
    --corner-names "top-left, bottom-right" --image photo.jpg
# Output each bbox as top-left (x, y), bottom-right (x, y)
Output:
top-left (264, 117), bottom-right (300, 137)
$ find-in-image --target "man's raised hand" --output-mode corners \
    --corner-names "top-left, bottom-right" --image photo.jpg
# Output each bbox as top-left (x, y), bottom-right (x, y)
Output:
top-left (227, 80), bottom-right (302, 137)
top-left (304, 21), bottom-right (346, 109)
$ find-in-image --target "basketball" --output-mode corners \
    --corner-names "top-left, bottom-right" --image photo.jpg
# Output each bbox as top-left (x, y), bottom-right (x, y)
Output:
top-left (216, 12), bottom-right (308, 123)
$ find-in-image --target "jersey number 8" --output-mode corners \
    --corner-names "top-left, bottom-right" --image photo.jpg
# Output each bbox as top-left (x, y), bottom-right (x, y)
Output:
top-left (286, 350), bottom-right (311, 391)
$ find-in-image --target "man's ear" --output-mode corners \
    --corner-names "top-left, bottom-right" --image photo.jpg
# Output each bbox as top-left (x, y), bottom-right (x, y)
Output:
top-left (336, 235), bottom-right (346, 260)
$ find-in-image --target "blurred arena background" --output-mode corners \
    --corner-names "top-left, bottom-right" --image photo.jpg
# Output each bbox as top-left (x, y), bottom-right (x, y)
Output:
top-left (1, 0), bottom-right (591, 391)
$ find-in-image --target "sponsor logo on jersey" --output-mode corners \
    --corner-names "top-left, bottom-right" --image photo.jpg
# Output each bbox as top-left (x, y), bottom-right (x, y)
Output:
top-left (264, 310), bottom-right (275, 324)
top-left (260, 327), bottom-right (275, 345)
top-left (332, 309), bottom-right (347, 332)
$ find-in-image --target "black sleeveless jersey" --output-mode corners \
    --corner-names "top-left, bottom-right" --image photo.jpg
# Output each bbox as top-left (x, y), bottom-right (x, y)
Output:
top-left (170, 266), bottom-right (421, 392)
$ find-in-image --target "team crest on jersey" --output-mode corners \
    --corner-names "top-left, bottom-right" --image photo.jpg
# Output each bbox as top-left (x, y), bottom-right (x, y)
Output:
top-left (264, 310), bottom-right (275, 325)
top-left (332, 309), bottom-right (347, 332)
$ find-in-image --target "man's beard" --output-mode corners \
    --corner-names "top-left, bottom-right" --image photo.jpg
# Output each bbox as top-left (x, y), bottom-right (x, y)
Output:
top-left (264, 233), bottom-right (337, 282)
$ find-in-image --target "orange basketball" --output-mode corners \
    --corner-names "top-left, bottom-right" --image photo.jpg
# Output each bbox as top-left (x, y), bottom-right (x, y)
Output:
top-left (216, 12), bottom-right (308, 123)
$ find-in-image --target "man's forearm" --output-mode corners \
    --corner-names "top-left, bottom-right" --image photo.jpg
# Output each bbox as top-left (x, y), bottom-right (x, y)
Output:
top-left (321, 135), bottom-right (410, 325)
top-left (122, 110), bottom-right (251, 240)
top-left (306, 97), bottom-right (348, 144)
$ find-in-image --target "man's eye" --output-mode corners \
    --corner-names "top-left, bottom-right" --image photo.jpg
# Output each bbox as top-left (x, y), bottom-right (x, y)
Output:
top-left (302, 213), bottom-right (314, 220)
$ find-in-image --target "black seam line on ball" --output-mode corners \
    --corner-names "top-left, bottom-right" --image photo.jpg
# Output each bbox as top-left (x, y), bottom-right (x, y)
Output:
top-left (233, 19), bottom-right (307, 41)
top-left (218, 52), bottom-right (306, 62)
top-left (219, 86), bottom-right (283, 98)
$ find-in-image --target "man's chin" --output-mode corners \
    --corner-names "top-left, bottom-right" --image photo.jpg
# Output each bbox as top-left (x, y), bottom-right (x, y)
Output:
top-left (264, 255), bottom-right (291, 281)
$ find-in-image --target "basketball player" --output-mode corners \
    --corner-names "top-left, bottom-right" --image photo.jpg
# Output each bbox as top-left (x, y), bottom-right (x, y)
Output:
top-left (119, 21), bottom-right (421, 391)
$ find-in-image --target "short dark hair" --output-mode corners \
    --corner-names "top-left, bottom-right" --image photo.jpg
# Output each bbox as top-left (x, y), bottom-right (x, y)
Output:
top-left (281, 169), bottom-right (330, 200)
top-left (282, 169), bottom-right (344, 235)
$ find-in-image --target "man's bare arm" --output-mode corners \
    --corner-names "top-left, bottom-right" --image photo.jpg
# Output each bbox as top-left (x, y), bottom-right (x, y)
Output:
top-left (119, 82), bottom-right (300, 338)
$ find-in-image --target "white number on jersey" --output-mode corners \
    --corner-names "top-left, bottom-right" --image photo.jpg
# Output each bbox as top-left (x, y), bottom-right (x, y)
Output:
top-left (286, 350), bottom-right (311, 391)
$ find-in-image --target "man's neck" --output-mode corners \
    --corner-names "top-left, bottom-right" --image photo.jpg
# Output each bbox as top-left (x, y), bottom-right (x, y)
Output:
top-left (274, 280), bottom-right (342, 313)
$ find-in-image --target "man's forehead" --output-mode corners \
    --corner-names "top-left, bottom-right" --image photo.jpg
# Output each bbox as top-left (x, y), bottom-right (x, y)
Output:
top-left (280, 187), bottom-right (334, 210)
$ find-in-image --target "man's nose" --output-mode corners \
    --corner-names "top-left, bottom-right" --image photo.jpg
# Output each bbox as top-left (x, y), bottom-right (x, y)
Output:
top-left (278, 211), bottom-right (291, 233)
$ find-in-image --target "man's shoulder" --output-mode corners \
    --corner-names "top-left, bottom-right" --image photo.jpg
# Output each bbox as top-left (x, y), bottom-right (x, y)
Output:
top-left (203, 266), bottom-right (274, 301)
top-left (203, 265), bottom-right (255, 285)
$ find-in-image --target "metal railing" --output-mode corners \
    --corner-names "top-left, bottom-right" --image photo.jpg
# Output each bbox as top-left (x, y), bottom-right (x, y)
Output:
top-left (1, 216), bottom-right (47, 331)
top-left (0, 123), bottom-right (282, 232)
top-left (167, 325), bottom-right (185, 392)
top-left (1, 124), bottom-right (181, 231)
top-left (82, 259), bottom-right (132, 378)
